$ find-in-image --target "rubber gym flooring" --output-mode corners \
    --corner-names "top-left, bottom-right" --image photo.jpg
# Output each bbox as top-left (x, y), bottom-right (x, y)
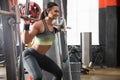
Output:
top-left (0, 66), bottom-right (120, 80)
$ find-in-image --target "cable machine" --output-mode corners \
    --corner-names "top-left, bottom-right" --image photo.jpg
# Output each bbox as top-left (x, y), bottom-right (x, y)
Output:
top-left (0, 0), bottom-right (81, 80)
top-left (0, 0), bottom-right (24, 80)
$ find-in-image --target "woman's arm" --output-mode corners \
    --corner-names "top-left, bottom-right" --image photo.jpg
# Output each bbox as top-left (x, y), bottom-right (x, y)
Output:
top-left (21, 21), bottom-right (39, 44)
top-left (54, 25), bottom-right (64, 33)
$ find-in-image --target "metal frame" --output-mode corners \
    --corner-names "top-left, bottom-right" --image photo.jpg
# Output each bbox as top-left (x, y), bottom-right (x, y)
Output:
top-left (0, 10), bottom-right (15, 16)
top-left (0, 0), bottom-right (24, 80)
top-left (0, 0), bottom-right (79, 80)
top-left (2, 14), bottom-right (18, 80)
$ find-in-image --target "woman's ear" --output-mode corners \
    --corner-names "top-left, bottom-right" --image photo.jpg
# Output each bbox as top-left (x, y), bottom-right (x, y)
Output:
top-left (46, 8), bottom-right (50, 14)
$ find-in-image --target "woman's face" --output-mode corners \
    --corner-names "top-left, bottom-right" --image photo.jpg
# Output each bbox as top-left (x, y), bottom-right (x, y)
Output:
top-left (47, 6), bottom-right (59, 19)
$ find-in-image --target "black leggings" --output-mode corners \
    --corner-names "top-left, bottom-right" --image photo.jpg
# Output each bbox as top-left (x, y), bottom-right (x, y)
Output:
top-left (22, 48), bottom-right (63, 80)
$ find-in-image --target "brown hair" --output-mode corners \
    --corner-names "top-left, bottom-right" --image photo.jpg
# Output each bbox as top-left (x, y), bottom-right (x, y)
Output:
top-left (40, 2), bottom-right (58, 20)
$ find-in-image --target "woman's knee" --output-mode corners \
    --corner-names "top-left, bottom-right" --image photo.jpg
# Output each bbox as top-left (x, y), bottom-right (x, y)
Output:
top-left (55, 69), bottom-right (63, 80)
top-left (59, 69), bottom-right (63, 78)
top-left (33, 76), bottom-right (42, 80)
top-left (22, 49), bottom-right (30, 58)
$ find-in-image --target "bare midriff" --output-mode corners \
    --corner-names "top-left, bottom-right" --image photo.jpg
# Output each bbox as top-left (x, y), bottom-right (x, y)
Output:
top-left (32, 44), bottom-right (51, 55)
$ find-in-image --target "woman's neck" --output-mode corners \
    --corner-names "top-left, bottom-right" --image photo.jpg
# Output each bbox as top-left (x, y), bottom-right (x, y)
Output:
top-left (45, 17), bottom-right (54, 25)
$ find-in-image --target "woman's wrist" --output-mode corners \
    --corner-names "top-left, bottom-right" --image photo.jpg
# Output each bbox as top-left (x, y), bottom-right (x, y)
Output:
top-left (24, 24), bottom-right (30, 30)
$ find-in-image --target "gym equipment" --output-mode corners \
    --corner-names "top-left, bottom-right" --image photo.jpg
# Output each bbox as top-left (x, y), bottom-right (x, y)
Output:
top-left (81, 32), bottom-right (91, 66)
top-left (0, 18), bottom-right (5, 67)
top-left (20, 1), bottom-right (41, 23)
top-left (56, 0), bottom-right (73, 80)
top-left (0, 0), bottom-right (29, 79)
top-left (55, 0), bottom-right (81, 80)
top-left (68, 45), bottom-right (89, 74)
top-left (80, 32), bottom-right (92, 74)
top-left (0, 0), bottom-right (80, 80)
top-left (0, 0), bottom-right (24, 80)
top-left (89, 45), bottom-right (104, 68)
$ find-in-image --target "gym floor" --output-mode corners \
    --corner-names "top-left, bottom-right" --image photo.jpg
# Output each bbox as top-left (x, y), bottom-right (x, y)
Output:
top-left (80, 67), bottom-right (120, 80)
top-left (0, 66), bottom-right (120, 80)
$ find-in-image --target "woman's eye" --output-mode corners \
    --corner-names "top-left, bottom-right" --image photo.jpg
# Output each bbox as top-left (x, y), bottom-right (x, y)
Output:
top-left (54, 10), bottom-right (59, 13)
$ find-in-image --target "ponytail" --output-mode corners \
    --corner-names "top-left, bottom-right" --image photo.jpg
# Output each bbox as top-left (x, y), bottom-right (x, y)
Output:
top-left (40, 10), bottom-right (48, 20)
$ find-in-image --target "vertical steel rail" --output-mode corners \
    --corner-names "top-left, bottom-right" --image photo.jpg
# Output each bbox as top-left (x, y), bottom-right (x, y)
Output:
top-left (59, 0), bottom-right (72, 80)
top-left (0, 0), bottom-right (25, 80)
top-left (2, 11), bottom-right (18, 80)
top-left (14, 0), bottom-right (25, 80)
top-left (0, 0), bottom-right (18, 80)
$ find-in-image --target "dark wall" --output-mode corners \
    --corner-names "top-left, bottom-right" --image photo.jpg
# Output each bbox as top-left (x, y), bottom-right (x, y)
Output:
top-left (0, 0), bottom-right (10, 10)
top-left (117, 6), bottom-right (120, 66)
top-left (99, 8), bottom-right (106, 65)
top-left (99, 0), bottom-right (120, 67)
top-left (105, 6), bottom-right (117, 67)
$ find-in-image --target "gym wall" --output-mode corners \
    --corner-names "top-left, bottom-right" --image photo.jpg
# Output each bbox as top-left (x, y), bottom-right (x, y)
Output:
top-left (99, 0), bottom-right (120, 67)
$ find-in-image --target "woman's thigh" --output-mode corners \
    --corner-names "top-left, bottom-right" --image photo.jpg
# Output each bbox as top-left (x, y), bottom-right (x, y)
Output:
top-left (37, 55), bottom-right (62, 77)
top-left (22, 50), bottom-right (42, 79)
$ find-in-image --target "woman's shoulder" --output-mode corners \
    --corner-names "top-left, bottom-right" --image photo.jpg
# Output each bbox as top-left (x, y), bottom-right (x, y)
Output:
top-left (31, 20), bottom-right (44, 33)
top-left (34, 20), bottom-right (42, 25)
top-left (32, 20), bottom-right (43, 27)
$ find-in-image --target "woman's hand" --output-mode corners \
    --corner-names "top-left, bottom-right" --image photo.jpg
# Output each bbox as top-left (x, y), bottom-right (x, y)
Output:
top-left (21, 15), bottom-right (31, 25)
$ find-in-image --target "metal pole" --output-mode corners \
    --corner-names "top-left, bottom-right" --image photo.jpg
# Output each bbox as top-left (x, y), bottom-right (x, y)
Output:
top-left (0, 10), bottom-right (15, 16)
top-left (2, 16), bottom-right (18, 80)
top-left (81, 32), bottom-right (91, 67)
top-left (14, 2), bottom-right (25, 79)
top-left (1, 0), bottom-right (18, 80)
top-left (1, 0), bottom-right (23, 80)
top-left (58, 0), bottom-right (72, 80)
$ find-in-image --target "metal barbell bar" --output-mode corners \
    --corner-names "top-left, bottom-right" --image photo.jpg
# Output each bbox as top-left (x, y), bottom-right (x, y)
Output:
top-left (0, 10), bottom-right (15, 16)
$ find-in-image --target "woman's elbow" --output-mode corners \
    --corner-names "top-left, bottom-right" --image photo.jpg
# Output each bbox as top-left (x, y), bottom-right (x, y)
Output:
top-left (23, 40), bottom-right (31, 44)
top-left (21, 38), bottom-right (30, 44)
top-left (22, 40), bottom-right (28, 44)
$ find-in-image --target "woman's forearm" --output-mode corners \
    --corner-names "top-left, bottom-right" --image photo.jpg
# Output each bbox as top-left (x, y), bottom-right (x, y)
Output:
top-left (22, 30), bottom-right (32, 44)
top-left (22, 24), bottom-right (33, 44)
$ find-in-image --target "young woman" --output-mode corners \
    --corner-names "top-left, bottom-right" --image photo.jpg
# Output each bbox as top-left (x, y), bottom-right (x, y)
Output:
top-left (22, 2), bottom-right (63, 80)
